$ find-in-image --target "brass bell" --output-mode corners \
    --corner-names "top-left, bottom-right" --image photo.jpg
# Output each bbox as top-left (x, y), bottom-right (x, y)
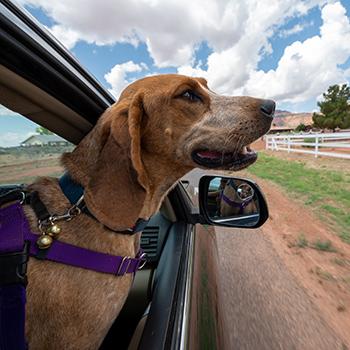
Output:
top-left (37, 234), bottom-right (53, 249)
top-left (47, 224), bottom-right (61, 237)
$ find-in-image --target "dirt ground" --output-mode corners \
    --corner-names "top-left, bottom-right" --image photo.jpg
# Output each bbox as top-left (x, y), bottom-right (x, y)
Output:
top-left (246, 175), bottom-right (350, 346)
top-left (0, 155), bottom-right (63, 184)
top-left (243, 142), bottom-right (350, 345)
top-left (186, 168), bottom-right (348, 349)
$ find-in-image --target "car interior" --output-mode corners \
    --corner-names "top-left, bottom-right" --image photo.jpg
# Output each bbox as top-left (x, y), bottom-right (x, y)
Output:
top-left (0, 63), bottom-right (191, 349)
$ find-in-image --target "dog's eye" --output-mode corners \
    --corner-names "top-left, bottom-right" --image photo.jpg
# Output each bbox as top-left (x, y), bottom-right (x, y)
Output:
top-left (181, 90), bottom-right (202, 102)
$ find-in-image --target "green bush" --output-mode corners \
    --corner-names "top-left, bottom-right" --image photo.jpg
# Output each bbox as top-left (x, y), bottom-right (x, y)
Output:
top-left (303, 138), bottom-right (316, 148)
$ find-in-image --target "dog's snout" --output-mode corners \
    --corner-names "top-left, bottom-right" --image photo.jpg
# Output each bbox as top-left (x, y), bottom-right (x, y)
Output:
top-left (260, 99), bottom-right (275, 118)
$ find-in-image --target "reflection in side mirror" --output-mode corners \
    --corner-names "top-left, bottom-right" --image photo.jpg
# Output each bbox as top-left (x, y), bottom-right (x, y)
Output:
top-left (199, 176), bottom-right (269, 228)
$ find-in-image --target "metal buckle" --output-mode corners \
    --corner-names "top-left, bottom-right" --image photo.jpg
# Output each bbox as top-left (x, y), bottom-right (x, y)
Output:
top-left (116, 256), bottom-right (131, 276)
top-left (19, 191), bottom-right (26, 204)
top-left (0, 241), bottom-right (29, 286)
top-left (137, 252), bottom-right (147, 270)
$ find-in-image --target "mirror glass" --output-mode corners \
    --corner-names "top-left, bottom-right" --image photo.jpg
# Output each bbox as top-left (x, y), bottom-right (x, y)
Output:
top-left (206, 177), bottom-right (260, 227)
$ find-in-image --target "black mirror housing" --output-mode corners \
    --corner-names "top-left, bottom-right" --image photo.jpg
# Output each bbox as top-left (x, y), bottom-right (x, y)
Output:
top-left (198, 175), bottom-right (269, 229)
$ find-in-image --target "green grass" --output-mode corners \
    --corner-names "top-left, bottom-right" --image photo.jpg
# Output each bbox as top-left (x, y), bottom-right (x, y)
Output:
top-left (315, 267), bottom-right (334, 281)
top-left (331, 257), bottom-right (349, 267)
top-left (296, 233), bottom-right (308, 248)
top-left (248, 153), bottom-right (350, 243)
top-left (303, 137), bottom-right (316, 148)
top-left (311, 239), bottom-right (336, 252)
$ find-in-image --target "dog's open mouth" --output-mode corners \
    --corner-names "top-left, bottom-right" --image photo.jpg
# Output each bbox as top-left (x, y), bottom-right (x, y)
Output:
top-left (191, 146), bottom-right (257, 169)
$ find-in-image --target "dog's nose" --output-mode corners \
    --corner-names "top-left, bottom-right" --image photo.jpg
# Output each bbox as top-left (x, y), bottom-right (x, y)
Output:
top-left (260, 99), bottom-right (275, 118)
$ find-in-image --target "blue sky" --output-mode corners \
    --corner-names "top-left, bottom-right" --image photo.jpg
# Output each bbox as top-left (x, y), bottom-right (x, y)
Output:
top-left (1, 0), bottom-right (350, 147)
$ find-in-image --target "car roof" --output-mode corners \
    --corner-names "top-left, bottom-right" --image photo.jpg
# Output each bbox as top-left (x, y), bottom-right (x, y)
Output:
top-left (0, 0), bottom-right (115, 144)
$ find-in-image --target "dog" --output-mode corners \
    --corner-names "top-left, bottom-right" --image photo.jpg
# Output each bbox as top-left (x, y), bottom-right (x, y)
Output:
top-left (219, 179), bottom-right (258, 217)
top-left (19, 74), bottom-right (274, 349)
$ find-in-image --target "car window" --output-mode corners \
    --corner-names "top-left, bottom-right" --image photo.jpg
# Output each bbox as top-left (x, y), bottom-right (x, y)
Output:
top-left (0, 104), bottom-right (73, 185)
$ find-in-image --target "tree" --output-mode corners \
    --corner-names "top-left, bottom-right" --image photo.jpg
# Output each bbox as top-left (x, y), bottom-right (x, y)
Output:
top-left (35, 126), bottom-right (53, 135)
top-left (295, 123), bottom-right (306, 132)
top-left (312, 84), bottom-right (350, 130)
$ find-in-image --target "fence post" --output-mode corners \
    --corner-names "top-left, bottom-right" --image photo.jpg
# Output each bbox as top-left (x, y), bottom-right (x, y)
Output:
top-left (272, 138), bottom-right (277, 151)
top-left (287, 136), bottom-right (291, 153)
top-left (260, 132), bottom-right (350, 159)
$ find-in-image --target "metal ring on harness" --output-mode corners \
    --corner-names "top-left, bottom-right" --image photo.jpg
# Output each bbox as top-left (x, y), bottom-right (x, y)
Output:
top-left (137, 252), bottom-right (147, 270)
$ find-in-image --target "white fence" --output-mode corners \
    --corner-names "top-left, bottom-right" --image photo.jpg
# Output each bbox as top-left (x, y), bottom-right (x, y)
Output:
top-left (265, 132), bottom-right (350, 159)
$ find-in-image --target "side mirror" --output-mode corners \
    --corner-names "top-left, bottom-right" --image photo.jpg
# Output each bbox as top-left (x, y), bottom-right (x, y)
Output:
top-left (198, 175), bottom-right (269, 228)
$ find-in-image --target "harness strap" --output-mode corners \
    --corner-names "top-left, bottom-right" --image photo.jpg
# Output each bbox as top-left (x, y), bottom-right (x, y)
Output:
top-left (0, 284), bottom-right (27, 350)
top-left (0, 200), bottom-right (28, 350)
top-left (0, 202), bottom-right (146, 276)
top-left (0, 201), bottom-right (26, 253)
top-left (24, 228), bottom-right (145, 276)
top-left (0, 190), bottom-right (25, 207)
top-left (29, 191), bottom-right (51, 222)
top-left (0, 187), bottom-right (147, 350)
top-left (221, 193), bottom-right (252, 214)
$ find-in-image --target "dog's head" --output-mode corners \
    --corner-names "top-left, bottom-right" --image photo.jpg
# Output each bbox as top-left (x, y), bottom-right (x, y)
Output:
top-left (119, 74), bottom-right (274, 171)
top-left (63, 74), bottom-right (274, 230)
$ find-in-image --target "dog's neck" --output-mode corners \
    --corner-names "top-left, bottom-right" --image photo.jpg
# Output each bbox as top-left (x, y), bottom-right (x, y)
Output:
top-left (62, 147), bottom-right (192, 231)
top-left (138, 154), bottom-right (192, 218)
top-left (63, 163), bottom-right (190, 230)
top-left (225, 186), bottom-right (245, 203)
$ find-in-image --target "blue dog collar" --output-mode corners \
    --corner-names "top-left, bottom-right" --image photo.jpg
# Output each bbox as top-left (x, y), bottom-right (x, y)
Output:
top-left (58, 173), bottom-right (149, 234)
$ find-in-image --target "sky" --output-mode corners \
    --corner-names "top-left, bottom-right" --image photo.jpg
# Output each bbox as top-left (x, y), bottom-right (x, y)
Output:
top-left (1, 0), bottom-right (350, 147)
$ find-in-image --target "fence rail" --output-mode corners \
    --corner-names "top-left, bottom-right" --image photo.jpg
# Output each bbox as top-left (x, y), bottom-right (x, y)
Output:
top-left (265, 132), bottom-right (350, 159)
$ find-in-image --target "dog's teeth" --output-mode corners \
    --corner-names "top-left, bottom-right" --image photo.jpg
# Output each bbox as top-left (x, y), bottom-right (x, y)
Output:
top-left (241, 146), bottom-right (247, 155)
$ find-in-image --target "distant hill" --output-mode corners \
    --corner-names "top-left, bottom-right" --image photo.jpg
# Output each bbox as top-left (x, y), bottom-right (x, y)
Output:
top-left (275, 109), bottom-right (291, 116)
top-left (273, 110), bottom-right (313, 129)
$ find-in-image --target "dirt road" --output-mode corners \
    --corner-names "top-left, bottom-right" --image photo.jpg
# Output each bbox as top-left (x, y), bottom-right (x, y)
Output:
top-left (183, 169), bottom-right (348, 350)
top-left (217, 227), bottom-right (344, 349)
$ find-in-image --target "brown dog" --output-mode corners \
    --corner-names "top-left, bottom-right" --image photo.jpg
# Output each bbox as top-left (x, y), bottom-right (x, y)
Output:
top-left (21, 74), bottom-right (273, 349)
top-left (220, 179), bottom-right (258, 217)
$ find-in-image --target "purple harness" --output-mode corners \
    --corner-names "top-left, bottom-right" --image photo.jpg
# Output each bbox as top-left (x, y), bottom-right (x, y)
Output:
top-left (219, 179), bottom-right (253, 215)
top-left (0, 202), bottom-right (146, 275)
top-left (220, 193), bottom-right (252, 214)
top-left (0, 177), bottom-right (147, 349)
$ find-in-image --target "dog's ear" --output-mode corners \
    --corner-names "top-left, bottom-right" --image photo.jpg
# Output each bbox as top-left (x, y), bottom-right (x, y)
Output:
top-left (127, 92), bottom-right (149, 191)
top-left (62, 94), bottom-right (149, 231)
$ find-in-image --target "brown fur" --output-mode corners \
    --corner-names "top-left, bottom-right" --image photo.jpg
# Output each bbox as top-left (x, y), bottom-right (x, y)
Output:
top-left (19, 74), bottom-right (272, 349)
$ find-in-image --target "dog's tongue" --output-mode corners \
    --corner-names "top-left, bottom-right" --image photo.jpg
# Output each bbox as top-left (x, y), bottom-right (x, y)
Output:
top-left (197, 150), bottom-right (222, 159)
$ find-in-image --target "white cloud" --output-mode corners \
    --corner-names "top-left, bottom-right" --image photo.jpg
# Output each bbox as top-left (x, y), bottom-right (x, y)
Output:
top-left (19, 0), bottom-right (350, 111)
top-left (178, 0), bottom-right (330, 97)
top-left (279, 22), bottom-right (313, 38)
top-left (20, 0), bottom-right (323, 68)
top-left (104, 61), bottom-right (147, 98)
top-left (0, 106), bottom-right (36, 147)
top-left (48, 24), bottom-right (81, 49)
top-left (345, 67), bottom-right (350, 78)
top-left (179, 1), bottom-right (350, 110)
top-left (0, 132), bottom-right (35, 148)
top-left (0, 105), bottom-right (20, 116)
top-left (241, 2), bottom-right (350, 103)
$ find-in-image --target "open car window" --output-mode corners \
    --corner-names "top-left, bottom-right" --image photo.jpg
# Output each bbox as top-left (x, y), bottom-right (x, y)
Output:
top-left (0, 104), bottom-right (73, 185)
